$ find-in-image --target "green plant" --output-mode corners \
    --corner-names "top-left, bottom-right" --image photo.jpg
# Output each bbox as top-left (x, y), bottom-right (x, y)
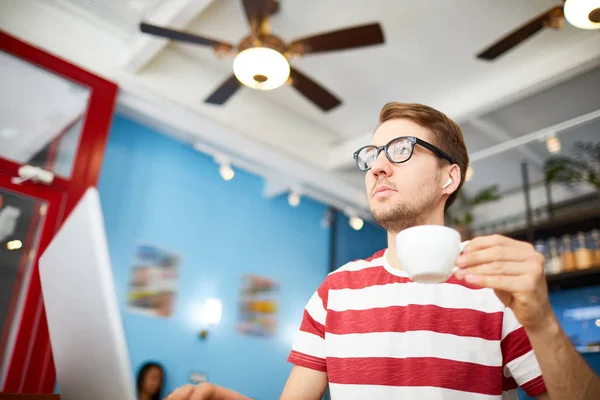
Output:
top-left (447, 184), bottom-right (502, 226)
top-left (544, 141), bottom-right (600, 192)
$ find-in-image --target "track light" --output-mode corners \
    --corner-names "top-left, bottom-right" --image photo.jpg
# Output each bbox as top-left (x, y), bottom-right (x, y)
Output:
top-left (349, 216), bottom-right (364, 231)
top-left (465, 166), bottom-right (474, 182)
top-left (7, 240), bottom-right (22, 250)
top-left (219, 162), bottom-right (235, 181)
top-left (546, 135), bottom-right (561, 153)
top-left (288, 191), bottom-right (301, 207)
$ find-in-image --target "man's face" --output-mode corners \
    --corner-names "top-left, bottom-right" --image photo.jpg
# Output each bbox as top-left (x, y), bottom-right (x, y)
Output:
top-left (365, 118), bottom-right (445, 233)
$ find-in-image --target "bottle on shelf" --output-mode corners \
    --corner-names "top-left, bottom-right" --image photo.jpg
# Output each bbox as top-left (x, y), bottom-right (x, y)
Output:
top-left (561, 235), bottom-right (576, 272)
top-left (547, 237), bottom-right (563, 275)
top-left (574, 231), bottom-right (594, 270)
top-left (591, 229), bottom-right (600, 266)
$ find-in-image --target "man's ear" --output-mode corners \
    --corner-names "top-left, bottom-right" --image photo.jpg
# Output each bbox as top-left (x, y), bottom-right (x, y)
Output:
top-left (442, 164), bottom-right (462, 196)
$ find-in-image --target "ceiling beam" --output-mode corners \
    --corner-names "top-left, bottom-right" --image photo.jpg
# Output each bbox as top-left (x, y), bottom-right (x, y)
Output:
top-left (121, 0), bottom-right (217, 73)
top-left (117, 86), bottom-right (372, 219)
top-left (469, 109), bottom-right (600, 163)
top-left (263, 179), bottom-right (291, 198)
top-left (468, 118), bottom-right (545, 167)
top-left (327, 33), bottom-right (600, 171)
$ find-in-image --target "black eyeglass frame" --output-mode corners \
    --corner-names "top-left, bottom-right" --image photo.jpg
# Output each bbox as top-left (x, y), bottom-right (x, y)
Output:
top-left (353, 136), bottom-right (455, 171)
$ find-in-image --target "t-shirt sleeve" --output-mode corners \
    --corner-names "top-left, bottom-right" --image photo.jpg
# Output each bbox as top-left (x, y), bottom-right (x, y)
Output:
top-left (287, 280), bottom-right (329, 372)
top-left (501, 307), bottom-right (547, 397)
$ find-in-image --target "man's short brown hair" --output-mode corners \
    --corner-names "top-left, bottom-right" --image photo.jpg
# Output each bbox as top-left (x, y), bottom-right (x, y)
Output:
top-left (378, 102), bottom-right (469, 211)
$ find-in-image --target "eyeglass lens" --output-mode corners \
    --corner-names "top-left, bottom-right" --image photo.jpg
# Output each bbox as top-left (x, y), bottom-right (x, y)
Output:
top-left (356, 137), bottom-right (413, 170)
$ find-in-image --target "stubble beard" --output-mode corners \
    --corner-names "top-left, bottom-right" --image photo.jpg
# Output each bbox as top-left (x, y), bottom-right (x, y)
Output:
top-left (370, 184), bottom-right (440, 234)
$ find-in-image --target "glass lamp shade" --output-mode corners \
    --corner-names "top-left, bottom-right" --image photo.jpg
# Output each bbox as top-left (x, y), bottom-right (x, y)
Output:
top-left (564, 0), bottom-right (600, 29)
top-left (233, 47), bottom-right (290, 91)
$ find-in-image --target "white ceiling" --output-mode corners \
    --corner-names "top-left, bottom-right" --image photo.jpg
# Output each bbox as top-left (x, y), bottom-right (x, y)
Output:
top-left (1, 0), bottom-right (599, 218)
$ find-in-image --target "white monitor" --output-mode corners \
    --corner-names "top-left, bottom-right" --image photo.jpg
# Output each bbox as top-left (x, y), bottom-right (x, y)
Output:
top-left (39, 187), bottom-right (135, 400)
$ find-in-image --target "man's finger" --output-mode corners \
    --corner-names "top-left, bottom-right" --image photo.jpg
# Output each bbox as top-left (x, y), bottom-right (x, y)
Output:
top-left (457, 245), bottom-right (529, 267)
top-left (455, 261), bottom-right (531, 278)
top-left (167, 385), bottom-right (197, 400)
top-left (187, 383), bottom-right (219, 400)
top-left (464, 273), bottom-right (534, 293)
top-left (463, 234), bottom-right (531, 254)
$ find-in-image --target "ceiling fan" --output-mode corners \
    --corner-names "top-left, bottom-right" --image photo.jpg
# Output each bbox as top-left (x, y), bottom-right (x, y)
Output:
top-left (476, 0), bottom-right (600, 61)
top-left (139, 0), bottom-right (385, 112)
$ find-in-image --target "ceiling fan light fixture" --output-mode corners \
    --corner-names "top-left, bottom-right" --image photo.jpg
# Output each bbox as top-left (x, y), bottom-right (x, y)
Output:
top-left (564, 0), bottom-right (600, 29)
top-left (233, 47), bottom-right (290, 91)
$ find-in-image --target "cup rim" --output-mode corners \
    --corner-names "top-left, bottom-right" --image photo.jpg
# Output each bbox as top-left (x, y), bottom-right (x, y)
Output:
top-left (396, 224), bottom-right (460, 239)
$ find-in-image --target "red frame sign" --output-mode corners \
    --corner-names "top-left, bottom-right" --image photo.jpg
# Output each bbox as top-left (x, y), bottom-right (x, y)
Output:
top-left (0, 29), bottom-right (119, 392)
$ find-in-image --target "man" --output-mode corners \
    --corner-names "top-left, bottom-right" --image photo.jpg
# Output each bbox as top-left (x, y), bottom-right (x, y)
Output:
top-left (167, 103), bottom-right (600, 399)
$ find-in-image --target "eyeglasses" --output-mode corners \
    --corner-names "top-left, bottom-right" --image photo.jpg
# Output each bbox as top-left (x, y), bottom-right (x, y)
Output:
top-left (353, 136), bottom-right (454, 171)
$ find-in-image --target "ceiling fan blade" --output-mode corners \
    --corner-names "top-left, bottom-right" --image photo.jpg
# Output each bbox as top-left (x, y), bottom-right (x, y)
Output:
top-left (288, 23), bottom-right (384, 55)
top-left (289, 67), bottom-right (341, 111)
top-left (242, 0), bottom-right (270, 34)
top-left (205, 75), bottom-right (241, 105)
top-left (476, 5), bottom-right (564, 60)
top-left (140, 22), bottom-right (234, 50)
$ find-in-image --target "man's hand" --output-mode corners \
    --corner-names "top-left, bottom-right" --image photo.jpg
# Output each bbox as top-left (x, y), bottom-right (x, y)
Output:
top-left (166, 383), bottom-right (251, 400)
top-left (456, 234), bottom-right (600, 399)
top-left (455, 234), bottom-right (552, 331)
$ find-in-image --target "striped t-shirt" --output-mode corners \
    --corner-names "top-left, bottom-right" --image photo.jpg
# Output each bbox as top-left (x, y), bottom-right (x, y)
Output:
top-left (288, 249), bottom-right (547, 399)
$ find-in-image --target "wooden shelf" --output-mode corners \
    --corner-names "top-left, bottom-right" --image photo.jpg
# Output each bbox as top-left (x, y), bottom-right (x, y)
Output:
top-left (546, 266), bottom-right (600, 291)
top-left (503, 208), bottom-right (600, 242)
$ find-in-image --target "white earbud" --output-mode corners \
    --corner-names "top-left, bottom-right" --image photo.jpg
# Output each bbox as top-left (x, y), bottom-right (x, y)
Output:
top-left (442, 178), bottom-right (452, 189)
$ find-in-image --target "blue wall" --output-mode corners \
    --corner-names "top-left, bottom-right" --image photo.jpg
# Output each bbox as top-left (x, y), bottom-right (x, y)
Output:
top-left (97, 115), bottom-right (331, 398)
top-left (334, 212), bottom-right (387, 268)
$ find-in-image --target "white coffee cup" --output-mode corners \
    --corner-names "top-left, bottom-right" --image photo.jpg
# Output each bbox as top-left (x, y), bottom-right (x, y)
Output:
top-left (394, 225), bottom-right (468, 283)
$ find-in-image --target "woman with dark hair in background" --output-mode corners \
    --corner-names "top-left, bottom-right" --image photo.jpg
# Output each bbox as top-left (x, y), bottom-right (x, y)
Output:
top-left (136, 361), bottom-right (165, 400)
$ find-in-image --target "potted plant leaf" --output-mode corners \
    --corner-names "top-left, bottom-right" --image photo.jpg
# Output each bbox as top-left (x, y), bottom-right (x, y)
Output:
top-left (446, 184), bottom-right (502, 240)
top-left (544, 141), bottom-right (600, 194)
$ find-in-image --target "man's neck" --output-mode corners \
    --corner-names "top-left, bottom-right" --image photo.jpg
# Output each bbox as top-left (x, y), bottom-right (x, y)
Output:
top-left (386, 212), bottom-right (446, 270)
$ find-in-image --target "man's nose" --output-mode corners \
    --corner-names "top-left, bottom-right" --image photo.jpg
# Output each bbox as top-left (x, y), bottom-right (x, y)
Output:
top-left (370, 149), bottom-right (392, 177)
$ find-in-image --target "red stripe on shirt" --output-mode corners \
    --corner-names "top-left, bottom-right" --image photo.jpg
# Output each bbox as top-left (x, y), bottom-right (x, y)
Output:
top-left (328, 266), bottom-right (486, 291)
top-left (365, 249), bottom-right (385, 262)
top-left (300, 310), bottom-right (325, 338)
top-left (521, 375), bottom-right (547, 397)
top-left (316, 283), bottom-right (329, 308)
top-left (503, 375), bottom-right (518, 391)
top-left (327, 356), bottom-right (503, 395)
top-left (327, 268), bottom-right (410, 290)
top-left (288, 350), bottom-right (326, 372)
top-left (327, 304), bottom-right (503, 340)
top-left (501, 326), bottom-right (533, 366)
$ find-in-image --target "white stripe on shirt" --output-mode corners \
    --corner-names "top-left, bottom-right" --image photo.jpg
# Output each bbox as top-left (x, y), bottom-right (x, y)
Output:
top-left (325, 330), bottom-right (502, 366)
top-left (328, 281), bottom-right (504, 313)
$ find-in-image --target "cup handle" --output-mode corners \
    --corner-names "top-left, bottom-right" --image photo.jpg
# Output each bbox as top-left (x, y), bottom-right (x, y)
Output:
top-left (452, 241), bottom-right (471, 275)
top-left (460, 240), bottom-right (470, 252)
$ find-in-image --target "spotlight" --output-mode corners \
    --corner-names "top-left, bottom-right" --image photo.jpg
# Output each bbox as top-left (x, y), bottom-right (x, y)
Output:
top-left (219, 162), bottom-right (235, 181)
top-left (7, 240), bottom-right (22, 250)
top-left (465, 166), bottom-right (474, 182)
top-left (546, 135), bottom-right (561, 153)
top-left (349, 216), bottom-right (364, 231)
top-left (288, 191), bottom-right (301, 207)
